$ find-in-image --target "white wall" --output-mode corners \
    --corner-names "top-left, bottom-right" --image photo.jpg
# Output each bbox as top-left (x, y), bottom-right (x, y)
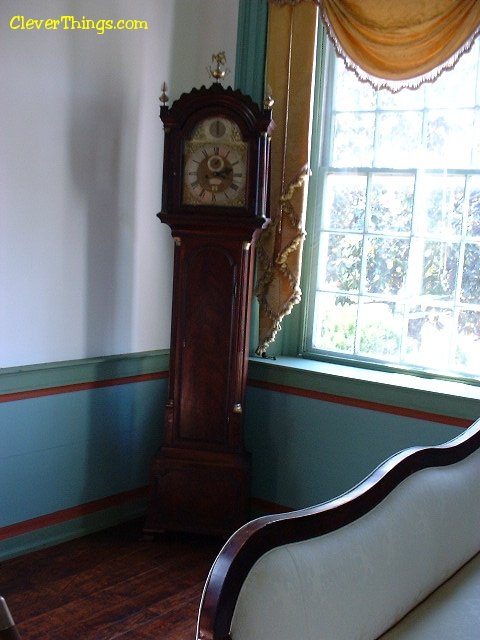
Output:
top-left (0, 0), bottom-right (239, 368)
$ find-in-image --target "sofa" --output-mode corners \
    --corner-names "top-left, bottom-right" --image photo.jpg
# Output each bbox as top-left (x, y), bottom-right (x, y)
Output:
top-left (197, 417), bottom-right (480, 639)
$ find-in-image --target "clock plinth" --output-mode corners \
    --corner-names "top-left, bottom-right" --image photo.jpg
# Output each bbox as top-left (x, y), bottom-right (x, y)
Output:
top-left (144, 448), bottom-right (250, 537)
top-left (144, 84), bottom-right (272, 537)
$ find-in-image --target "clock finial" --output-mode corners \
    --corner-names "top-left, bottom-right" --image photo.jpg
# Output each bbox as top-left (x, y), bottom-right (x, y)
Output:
top-left (207, 52), bottom-right (230, 83)
top-left (159, 82), bottom-right (169, 105)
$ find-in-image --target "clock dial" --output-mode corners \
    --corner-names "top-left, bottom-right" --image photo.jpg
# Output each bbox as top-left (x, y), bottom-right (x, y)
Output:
top-left (184, 143), bottom-right (247, 206)
top-left (183, 117), bottom-right (248, 207)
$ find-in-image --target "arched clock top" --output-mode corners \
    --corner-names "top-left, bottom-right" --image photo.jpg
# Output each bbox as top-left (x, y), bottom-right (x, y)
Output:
top-left (160, 83), bottom-right (274, 138)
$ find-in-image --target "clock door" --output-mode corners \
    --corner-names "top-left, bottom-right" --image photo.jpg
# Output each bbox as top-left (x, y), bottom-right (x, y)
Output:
top-left (177, 240), bottom-right (237, 446)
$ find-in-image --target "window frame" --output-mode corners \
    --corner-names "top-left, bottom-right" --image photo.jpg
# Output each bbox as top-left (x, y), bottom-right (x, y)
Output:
top-left (299, 27), bottom-right (480, 387)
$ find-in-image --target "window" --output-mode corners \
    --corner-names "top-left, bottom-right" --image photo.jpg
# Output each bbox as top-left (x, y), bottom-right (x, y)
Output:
top-left (304, 37), bottom-right (480, 381)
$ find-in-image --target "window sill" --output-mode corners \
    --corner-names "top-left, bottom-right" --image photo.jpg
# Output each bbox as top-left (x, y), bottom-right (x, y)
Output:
top-left (247, 355), bottom-right (480, 425)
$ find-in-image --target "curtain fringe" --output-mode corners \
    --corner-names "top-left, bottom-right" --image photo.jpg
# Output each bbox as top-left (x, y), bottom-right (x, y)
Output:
top-left (255, 166), bottom-right (308, 355)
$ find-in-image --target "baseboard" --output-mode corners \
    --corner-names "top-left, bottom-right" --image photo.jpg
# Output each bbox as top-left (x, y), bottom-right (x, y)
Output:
top-left (0, 489), bottom-right (149, 562)
top-left (0, 492), bottom-right (293, 562)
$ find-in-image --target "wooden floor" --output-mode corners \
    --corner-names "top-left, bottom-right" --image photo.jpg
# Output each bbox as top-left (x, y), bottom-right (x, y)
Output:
top-left (1, 519), bottom-right (223, 640)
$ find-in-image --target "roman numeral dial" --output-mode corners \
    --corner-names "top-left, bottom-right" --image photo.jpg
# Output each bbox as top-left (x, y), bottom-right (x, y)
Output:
top-left (182, 117), bottom-right (248, 207)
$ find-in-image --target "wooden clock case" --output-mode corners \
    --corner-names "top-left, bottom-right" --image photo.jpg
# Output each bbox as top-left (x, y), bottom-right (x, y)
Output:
top-left (144, 83), bottom-right (273, 537)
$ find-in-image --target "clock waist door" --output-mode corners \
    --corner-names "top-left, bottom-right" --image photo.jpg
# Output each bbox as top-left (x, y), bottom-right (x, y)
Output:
top-left (167, 236), bottom-right (250, 451)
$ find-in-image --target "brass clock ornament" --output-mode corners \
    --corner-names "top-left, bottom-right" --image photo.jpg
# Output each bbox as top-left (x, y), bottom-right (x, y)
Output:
top-left (144, 59), bottom-right (274, 537)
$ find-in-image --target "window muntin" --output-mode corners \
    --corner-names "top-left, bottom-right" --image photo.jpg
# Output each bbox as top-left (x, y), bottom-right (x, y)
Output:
top-left (305, 38), bottom-right (480, 380)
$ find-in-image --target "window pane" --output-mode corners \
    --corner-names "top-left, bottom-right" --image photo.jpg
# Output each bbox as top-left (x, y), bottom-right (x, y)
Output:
top-left (461, 243), bottom-right (480, 304)
top-left (422, 241), bottom-right (459, 299)
top-left (378, 86), bottom-right (424, 111)
top-left (357, 301), bottom-right (401, 359)
top-left (365, 236), bottom-right (409, 295)
top-left (426, 44), bottom-right (478, 109)
top-left (369, 175), bottom-right (414, 232)
top-left (456, 310), bottom-right (480, 371)
top-left (331, 113), bottom-right (375, 167)
top-left (312, 292), bottom-right (357, 353)
top-left (323, 174), bottom-right (366, 230)
top-left (375, 112), bottom-right (423, 168)
top-left (420, 175), bottom-right (464, 236)
top-left (321, 233), bottom-right (363, 292)
top-left (472, 112), bottom-right (480, 166)
top-left (415, 307), bottom-right (453, 370)
top-left (425, 110), bottom-right (474, 168)
top-left (466, 176), bottom-right (480, 236)
top-left (307, 37), bottom-right (480, 380)
top-left (334, 63), bottom-right (376, 111)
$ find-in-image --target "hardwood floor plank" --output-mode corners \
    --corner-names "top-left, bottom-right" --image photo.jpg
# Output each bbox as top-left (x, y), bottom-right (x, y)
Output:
top-left (0, 519), bottom-right (222, 640)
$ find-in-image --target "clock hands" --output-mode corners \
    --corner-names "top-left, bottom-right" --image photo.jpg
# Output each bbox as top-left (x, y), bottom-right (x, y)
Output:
top-left (204, 153), bottom-right (233, 184)
top-left (203, 167), bottom-right (232, 180)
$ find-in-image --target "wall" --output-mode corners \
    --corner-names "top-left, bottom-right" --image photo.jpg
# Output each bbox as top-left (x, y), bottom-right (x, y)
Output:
top-left (0, 0), bottom-right (239, 368)
top-left (0, 0), bottom-right (239, 560)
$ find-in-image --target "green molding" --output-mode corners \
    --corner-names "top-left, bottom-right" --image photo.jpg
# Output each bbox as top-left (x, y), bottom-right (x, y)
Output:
top-left (0, 350), bottom-right (170, 396)
top-left (235, 0), bottom-right (268, 105)
top-left (247, 356), bottom-right (480, 423)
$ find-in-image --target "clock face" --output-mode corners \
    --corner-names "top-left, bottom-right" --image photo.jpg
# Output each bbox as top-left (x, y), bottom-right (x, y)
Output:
top-left (183, 117), bottom-right (248, 207)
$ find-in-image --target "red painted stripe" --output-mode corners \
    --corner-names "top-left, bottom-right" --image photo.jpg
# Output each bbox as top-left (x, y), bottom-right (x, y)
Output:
top-left (247, 378), bottom-right (470, 428)
top-left (0, 371), bottom-right (167, 404)
top-left (0, 486), bottom-right (149, 541)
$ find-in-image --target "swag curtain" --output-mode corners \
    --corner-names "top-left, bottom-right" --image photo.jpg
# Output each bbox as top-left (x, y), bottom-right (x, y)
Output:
top-left (255, 0), bottom-right (480, 355)
top-left (319, 0), bottom-right (480, 91)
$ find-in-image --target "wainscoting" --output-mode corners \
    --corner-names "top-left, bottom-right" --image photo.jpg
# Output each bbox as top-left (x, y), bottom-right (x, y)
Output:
top-left (2, 350), bottom-right (475, 562)
top-left (0, 352), bottom-right (169, 561)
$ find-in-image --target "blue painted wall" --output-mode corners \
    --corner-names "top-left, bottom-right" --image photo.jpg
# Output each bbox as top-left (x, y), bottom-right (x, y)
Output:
top-left (244, 386), bottom-right (461, 509)
top-left (1, 379), bottom-right (165, 529)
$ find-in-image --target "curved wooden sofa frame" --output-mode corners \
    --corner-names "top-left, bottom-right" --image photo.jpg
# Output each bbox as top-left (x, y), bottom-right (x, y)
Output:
top-left (0, 597), bottom-right (21, 640)
top-left (196, 418), bottom-right (480, 640)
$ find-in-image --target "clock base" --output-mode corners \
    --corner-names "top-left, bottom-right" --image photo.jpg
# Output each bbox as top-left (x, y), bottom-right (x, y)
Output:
top-left (144, 446), bottom-right (250, 537)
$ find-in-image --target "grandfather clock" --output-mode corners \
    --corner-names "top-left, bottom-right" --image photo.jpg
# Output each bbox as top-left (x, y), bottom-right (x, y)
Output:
top-left (144, 64), bottom-right (273, 536)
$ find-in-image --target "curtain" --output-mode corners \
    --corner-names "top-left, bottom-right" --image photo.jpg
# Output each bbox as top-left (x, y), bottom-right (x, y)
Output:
top-left (255, 1), bottom-right (318, 355)
top-left (256, 0), bottom-right (480, 355)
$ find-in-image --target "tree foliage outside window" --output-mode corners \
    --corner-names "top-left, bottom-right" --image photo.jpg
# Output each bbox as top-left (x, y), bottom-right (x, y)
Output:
top-left (305, 39), bottom-right (480, 380)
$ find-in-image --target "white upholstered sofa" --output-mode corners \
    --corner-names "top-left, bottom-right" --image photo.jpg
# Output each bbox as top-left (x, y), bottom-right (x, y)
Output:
top-left (197, 417), bottom-right (480, 640)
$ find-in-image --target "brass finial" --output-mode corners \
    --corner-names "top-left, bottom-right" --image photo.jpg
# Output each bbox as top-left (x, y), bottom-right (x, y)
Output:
top-left (159, 82), bottom-right (169, 105)
top-left (207, 52), bottom-right (230, 83)
top-left (264, 93), bottom-right (274, 109)
top-left (264, 84), bottom-right (274, 109)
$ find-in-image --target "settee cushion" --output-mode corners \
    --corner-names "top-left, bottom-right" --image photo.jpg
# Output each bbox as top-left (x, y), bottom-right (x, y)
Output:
top-left (229, 445), bottom-right (480, 640)
top-left (379, 551), bottom-right (480, 638)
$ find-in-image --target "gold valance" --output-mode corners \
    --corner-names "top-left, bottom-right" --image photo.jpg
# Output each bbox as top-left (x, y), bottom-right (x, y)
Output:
top-left (272, 0), bottom-right (480, 91)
